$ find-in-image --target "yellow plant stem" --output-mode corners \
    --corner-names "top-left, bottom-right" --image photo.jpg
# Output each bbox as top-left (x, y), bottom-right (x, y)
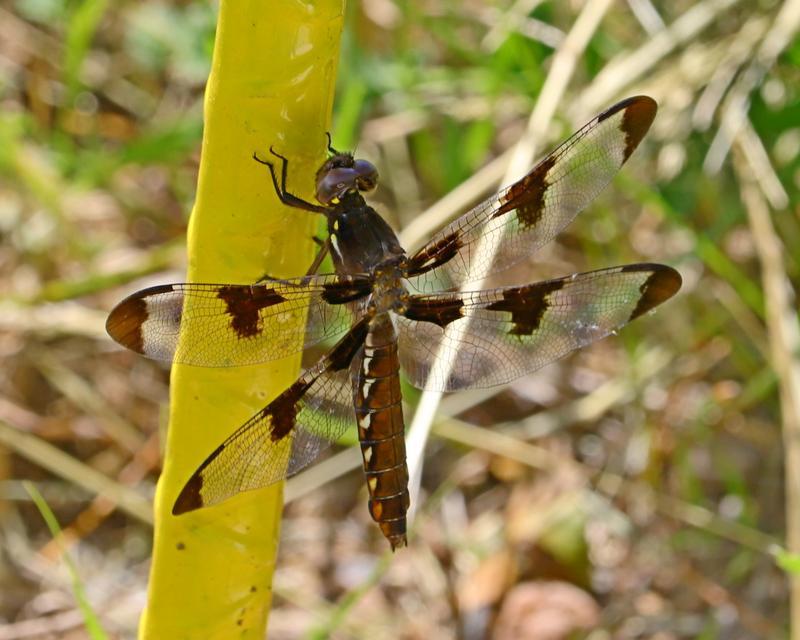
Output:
top-left (140, 2), bottom-right (345, 638)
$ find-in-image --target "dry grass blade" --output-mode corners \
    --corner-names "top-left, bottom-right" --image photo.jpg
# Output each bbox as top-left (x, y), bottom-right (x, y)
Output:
top-left (31, 349), bottom-right (145, 454)
top-left (4, 1), bottom-right (796, 635)
top-left (0, 302), bottom-right (107, 340)
top-left (692, 16), bottom-right (770, 131)
top-left (283, 447), bottom-right (361, 504)
top-left (733, 141), bottom-right (800, 634)
top-left (737, 119), bottom-right (790, 209)
top-left (400, 0), bottom-right (738, 254)
top-left (0, 609), bottom-right (88, 640)
top-left (399, 150), bottom-right (511, 252)
top-left (0, 419), bottom-right (153, 525)
top-left (626, 0), bottom-right (666, 34)
top-left (508, 346), bottom-right (674, 439)
top-left (434, 419), bottom-right (781, 553)
top-left (576, 0), bottom-right (743, 115)
top-left (0, 6), bottom-right (155, 117)
top-left (479, 6), bottom-right (565, 50)
top-left (40, 432), bottom-right (161, 561)
top-left (404, 0), bottom-right (615, 527)
top-left (704, 0), bottom-right (800, 174)
top-left (285, 346), bottom-right (672, 508)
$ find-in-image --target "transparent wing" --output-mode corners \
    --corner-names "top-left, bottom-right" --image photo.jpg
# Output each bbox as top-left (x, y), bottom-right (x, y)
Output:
top-left (106, 274), bottom-right (372, 367)
top-left (397, 264), bottom-right (680, 391)
top-left (406, 96), bottom-right (657, 291)
top-left (172, 319), bottom-right (368, 513)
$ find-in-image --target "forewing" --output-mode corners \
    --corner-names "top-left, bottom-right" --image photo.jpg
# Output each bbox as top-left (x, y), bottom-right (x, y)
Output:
top-left (397, 264), bottom-right (681, 391)
top-left (172, 319), bottom-right (368, 513)
top-left (406, 96), bottom-right (657, 291)
top-left (106, 275), bottom-right (372, 367)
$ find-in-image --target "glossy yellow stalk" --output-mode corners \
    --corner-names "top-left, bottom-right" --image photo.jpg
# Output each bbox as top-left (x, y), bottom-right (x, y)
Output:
top-left (139, 2), bottom-right (345, 638)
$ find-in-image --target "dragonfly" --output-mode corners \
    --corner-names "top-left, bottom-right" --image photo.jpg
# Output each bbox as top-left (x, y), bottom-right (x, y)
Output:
top-left (106, 95), bottom-right (681, 550)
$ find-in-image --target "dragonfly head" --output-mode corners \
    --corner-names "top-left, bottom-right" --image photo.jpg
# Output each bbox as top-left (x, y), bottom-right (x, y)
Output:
top-left (315, 153), bottom-right (378, 205)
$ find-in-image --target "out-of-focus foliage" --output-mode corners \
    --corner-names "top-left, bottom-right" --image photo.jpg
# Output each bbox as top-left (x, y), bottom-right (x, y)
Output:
top-left (0, 1), bottom-right (798, 638)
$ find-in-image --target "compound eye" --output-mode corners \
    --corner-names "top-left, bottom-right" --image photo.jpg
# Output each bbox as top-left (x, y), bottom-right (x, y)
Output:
top-left (353, 159), bottom-right (378, 192)
top-left (315, 167), bottom-right (358, 205)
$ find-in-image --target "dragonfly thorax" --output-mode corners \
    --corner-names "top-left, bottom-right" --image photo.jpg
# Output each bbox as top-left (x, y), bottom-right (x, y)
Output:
top-left (327, 193), bottom-right (406, 276)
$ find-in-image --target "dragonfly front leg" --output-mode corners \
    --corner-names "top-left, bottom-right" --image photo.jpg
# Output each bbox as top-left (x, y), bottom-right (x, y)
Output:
top-left (253, 148), bottom-right (327, 215)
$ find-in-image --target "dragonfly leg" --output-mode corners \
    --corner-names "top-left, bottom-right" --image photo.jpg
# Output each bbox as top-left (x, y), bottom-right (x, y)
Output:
top-left (253, 148), bottom-right (327, 214)
top-left (324, 132), bottom-right (340, 155)
top-left (255, 237), bottom-right (330, 284)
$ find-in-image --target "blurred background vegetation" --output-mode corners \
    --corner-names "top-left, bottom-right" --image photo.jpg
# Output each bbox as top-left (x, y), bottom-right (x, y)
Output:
top-left (1, 0), bottom-right (799, 638)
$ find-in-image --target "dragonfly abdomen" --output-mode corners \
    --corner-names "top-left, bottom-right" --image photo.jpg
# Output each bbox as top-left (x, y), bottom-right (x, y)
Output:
top-left (354, 313), bottom-right (409, 550)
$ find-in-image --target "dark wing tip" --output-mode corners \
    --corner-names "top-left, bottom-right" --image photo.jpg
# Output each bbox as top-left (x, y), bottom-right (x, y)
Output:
top-left (623, 263), bottom-right (682, 320)
top-left (106, 297), bottom-right (148, 354)
top-left (597, 95), bottom-right (657, 123)
top-left (106, 284), bottom-right (176, 353)
top-left (172, 473), bottom-right (205, 515)
top-left (597, 96), bottom-right (658, 162)
top-left (622, 96), bottom-right (657, 162)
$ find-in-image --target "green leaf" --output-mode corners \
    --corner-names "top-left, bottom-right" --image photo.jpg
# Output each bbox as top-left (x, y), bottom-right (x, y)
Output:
top-left (24, 481), bottom-right (109, 640)
top-left (775, 548), bottom-right (800, 575)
